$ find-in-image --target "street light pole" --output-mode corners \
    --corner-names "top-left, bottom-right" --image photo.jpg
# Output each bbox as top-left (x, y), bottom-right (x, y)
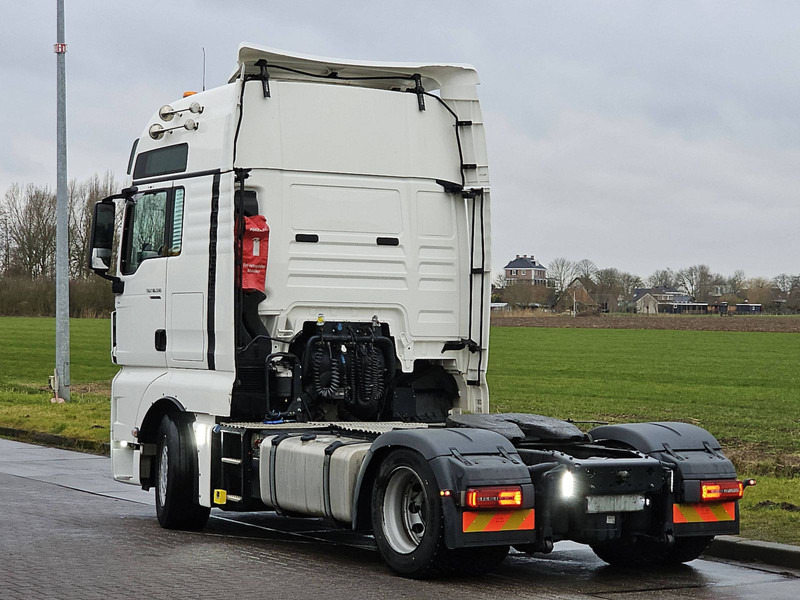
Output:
top-left (55, 0), bottom-right (70, 401)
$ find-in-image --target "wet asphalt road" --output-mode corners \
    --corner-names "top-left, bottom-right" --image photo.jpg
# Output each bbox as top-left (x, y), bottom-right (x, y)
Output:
top-left (1, 438), bottom-right (798, 599)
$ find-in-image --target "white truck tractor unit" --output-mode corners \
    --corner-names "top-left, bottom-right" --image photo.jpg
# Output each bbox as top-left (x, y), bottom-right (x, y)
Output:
top-left (89, 44), bottom-right (752, 577)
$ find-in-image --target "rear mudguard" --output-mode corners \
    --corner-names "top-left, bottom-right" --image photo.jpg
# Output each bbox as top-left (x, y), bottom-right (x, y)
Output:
top-left (352, 428), bottom-right (535, 549)
top-left (589, 422), bottom-right (739, 537)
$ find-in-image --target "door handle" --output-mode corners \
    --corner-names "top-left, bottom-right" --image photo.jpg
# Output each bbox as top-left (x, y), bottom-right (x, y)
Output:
top-left (155, 329), bottom-right (167, 352)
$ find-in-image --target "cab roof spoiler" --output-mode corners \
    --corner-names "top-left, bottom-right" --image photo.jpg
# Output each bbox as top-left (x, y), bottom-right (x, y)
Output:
top-left (228, 43), bottom-right (479, 97)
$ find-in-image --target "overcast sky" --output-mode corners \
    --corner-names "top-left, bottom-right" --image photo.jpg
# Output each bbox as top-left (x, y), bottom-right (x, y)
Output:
top-left (2, 1), bottom-right (798, 279)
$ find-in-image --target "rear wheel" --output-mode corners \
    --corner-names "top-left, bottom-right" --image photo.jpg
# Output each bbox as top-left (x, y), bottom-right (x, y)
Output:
top-left (155, 415), bottom-right (210, 530)
top-left (591, 535), bottom-right (713, 567)
top-left (371, 449), bottom-right (508, 578)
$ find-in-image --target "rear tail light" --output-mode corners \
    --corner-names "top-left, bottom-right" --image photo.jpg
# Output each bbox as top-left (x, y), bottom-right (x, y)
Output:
top-left (465, 486), bottom-right (522, 509)
top-left (701, 480), bottom-right (744, 502)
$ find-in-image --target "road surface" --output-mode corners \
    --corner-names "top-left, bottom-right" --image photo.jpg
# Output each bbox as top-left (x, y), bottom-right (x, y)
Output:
top-left (0, 438), bottom-right (797, 599)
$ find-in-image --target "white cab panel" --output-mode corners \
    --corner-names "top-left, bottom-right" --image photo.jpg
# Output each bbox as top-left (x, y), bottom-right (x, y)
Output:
top-left (114, 255), bottom-right (166, 368)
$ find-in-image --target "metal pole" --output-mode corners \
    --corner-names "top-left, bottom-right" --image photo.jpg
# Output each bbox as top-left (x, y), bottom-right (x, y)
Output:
top-left (55, 0), bottom-right (70, 401)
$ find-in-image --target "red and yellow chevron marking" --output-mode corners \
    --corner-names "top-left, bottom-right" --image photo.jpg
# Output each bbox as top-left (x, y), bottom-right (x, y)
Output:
top-left (673, 501), bottom-right (736, 524)
top-left (462, 508), bottom-right (535, 533)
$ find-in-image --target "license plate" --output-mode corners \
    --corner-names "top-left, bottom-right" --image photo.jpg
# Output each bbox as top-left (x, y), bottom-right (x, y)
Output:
top-left (586, 494), bottom-right (646, 513)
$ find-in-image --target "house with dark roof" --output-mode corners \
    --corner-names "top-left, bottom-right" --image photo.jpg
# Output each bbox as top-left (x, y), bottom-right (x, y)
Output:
top-left (632, 286), bottom-right (708, 314)
top-left (504, 255), bottom-right (548, 286)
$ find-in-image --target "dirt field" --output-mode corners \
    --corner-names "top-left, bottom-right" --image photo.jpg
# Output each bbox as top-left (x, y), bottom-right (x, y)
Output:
top-left (491, 314), bottom-right (800, 333)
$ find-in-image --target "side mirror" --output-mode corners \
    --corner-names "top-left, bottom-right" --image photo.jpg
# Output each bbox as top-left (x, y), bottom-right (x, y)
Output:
top-left (89, 201), bottom-right (116, 273)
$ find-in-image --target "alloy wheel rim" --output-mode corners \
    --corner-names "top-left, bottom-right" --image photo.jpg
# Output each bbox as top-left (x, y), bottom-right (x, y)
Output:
top-left (158, 442), bottom-right (169, 504)
top-left (382, 466), bottom-right (427, 554)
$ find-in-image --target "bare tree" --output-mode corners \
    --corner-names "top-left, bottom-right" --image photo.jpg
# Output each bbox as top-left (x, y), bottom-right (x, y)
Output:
top-left (547, 257), bottom-right (575, 293)
top-left (619, 272), bottom-right (644, 298)
top-left (745, 277), bottom-right (774, 308)
top-left (675, 265), bottom-right (714, 300)
top-left (726, 270), bottom-right (746, 297)
top-left (594, 267), bottom-right (623, 311)
top-left (492, 272), bottom-right (507, 289)
top-left (502, 281), bottom-right (537, 307)
top-left (787, 275), bottom-right (800, 312)
top-left (676, 266), bottom-right (699, 299)
top-left (574, 258), bottom-right (598, 282)
top-left (4, 184), bottom-right (57, 278)
top-left (0, 198), bottom-right (9, 274)
top-left (595, 268), bottom-right (620, 289)
top-left (772, 273), bottom-right (792, 294)
top-left (69, 172), bottom-right (117, 278)
top-left (648, 268), bottom-right (676, 289)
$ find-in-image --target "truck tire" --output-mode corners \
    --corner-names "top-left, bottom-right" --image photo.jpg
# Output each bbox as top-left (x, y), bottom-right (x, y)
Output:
top-left (155, 415), bottom-right (210, 530)
top-left (371, 449), bottom-right (508, 578)
top-left (591, 535), bottom-right (713, 567)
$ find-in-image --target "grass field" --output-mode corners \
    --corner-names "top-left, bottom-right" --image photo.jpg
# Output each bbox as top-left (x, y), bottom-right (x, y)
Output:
top-left (488, 327), bottom-right (800, 476)
top-left (0, 317), bottom-right (116, 443)
top-left (1, 316), bottom-right (798, 543)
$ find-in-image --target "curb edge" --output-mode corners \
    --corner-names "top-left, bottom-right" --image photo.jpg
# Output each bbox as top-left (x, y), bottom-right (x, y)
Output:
top-left (706, 535), bottom-right (800, 570)
top-left (0, 426), bottom-right (109, 457)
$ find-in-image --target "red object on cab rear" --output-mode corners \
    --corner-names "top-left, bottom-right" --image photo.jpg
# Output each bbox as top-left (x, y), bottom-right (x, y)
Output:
top-left (241, 215), bottom-right (269, 291)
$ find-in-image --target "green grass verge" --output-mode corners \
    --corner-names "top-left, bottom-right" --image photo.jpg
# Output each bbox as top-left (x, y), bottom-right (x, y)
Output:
top-left (738, 476), bottom-right (800, 545)
top-left (0, 316), bottom-right (117, 443)
top-left (0, 317), bottom-right (798, 544)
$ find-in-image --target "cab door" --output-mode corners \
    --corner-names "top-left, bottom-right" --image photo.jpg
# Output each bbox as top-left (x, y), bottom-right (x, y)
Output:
top-left (114, 187), bottom-right (177, 367)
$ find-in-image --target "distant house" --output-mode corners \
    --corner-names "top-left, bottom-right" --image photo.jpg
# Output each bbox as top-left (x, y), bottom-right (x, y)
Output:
top-left (660, 301), bottom-right (709, 315)
top-left (632, 286), bottom-right (682, 304)
top-left (504, 255), bottom-right (548, 286)
top-left (735, 303), bottom-right (762, 314)
top-left (635, 293), bottom-right (660, 315)
top-left (633, 286), bottom-right (708, 314)
top-left (557, 277), bottom-right (600, 314)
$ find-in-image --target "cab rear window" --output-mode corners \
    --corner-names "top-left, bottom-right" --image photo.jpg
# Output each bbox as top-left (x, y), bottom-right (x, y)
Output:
top-left (133, 143), bottom-right (188, 179)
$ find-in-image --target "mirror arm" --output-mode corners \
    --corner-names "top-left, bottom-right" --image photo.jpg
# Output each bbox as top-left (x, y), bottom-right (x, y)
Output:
top-left (95, 271), bottom-right (124, 294)
top-left (101, 187), bottom-right (137, 204)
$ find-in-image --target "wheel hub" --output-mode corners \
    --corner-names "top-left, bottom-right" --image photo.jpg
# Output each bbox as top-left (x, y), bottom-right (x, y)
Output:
top-left (382, 466), bottom-right (427, 554)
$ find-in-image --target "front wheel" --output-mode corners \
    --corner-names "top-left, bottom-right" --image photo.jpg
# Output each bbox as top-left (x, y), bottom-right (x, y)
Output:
top-left (371, 449), bottom-right (508, 578)
top-left (591, 535), bottom-right (713, 567)
top-left (155, 415), bottom-right (210, 530)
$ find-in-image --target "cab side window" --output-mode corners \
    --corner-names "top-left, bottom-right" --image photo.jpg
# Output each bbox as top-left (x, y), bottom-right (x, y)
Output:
top-left (121, 188), bottom-right (184, 274)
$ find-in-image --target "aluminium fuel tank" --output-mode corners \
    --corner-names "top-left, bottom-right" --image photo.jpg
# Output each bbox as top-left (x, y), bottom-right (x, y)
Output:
top-left (259, 434), bottom-right (371, 522)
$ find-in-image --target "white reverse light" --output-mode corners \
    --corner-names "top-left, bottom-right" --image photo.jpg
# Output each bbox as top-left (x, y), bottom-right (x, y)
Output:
top-left (560, 470), bottom-right (575, 499)
top-left (194, 423), bottom-right (210, 449)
